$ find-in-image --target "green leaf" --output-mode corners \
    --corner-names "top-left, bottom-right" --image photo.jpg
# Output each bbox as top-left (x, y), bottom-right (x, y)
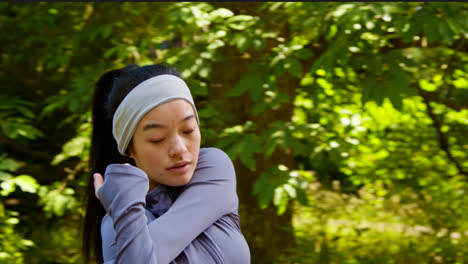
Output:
top-left (0, 157), bottom-right (20, 172)
top-left (284, 57), bottom-right (303, 77)
top-left (295, 186), bottom-right (309, 206)
top-left (39, 98), bottom-right (67, 119)
top-left (38, 186), bottom-right (77, 218)
top-left (52, 135), bottom-right (90, 165)
top-left (189, 81), bottom-right (208, 96)
top-left (198, 66), bottom-right (211, 79)
top-left (226, 15), bottom-right (256, 30)
top-left (253, 172), bottom-right (275, 209)
top-left (446, 18), bottom-right (462, 35)
top-left (265, 139), bottom-right (279, 157)
top-left (6, 217), bottom-right (19, 225)
top-left (362, 77), bottom-right (381, 106)
top-left (0, 171), bottom-right (13, 181)
top-left (423, 22), bottom-right (440, 44)
top-left (249, 80), bottom-right (264, 101)
top-left (402, 21), bottom-right (421, 43)
top-left (103, 47), bottom-right (118, 59)
top-left (302, 16), bottom-right (317, 29)
top-left (252, 38), bottom-right (265, 52)
top-left (252, 102), bottom-right (268, 116)
top-left (0, 179), bottom-right (16, 196)
top-left (268, 2), bottom-right (285, 11)
top-left (207, 39), bottom-right (225, 50)
top-left (227, 72), bottom-right (264, 97)
top-left (438, 21), bottom-right (454, 45)
top-left (283, 183), bottom-right (296, 198)
top-left (295, 48), bottom-right (314, 60)
top-left (236, 135), bottom-right (261, 171)
top-left (1, 121), bottom-right (44, 140)
top-left (238, 36), bottom-right (252, 53)
top-left (14, 175), bottom-right (39, 193)
top-left (215, 136), bottom-right (238, 154)
top-left (273, 187), bottom-right (289, 215)
top-left (209, 8), bottom-right (234, 22)
top-left (387, 64), bottom-right (410, 110)
top-left (239, 152), bottom-right (256, 171)
top-left (1, 175), bottom-right (39, 196)
top-left (231, 32), bottom-right (252, 52)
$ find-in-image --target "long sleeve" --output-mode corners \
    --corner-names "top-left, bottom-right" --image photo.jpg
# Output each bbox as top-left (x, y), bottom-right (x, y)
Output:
top-left (98, 164), bottom-right (158, 263)
top-left (147, 148), bottom-right (239, 263)
top-left (98, 148), bottom-right (249, 264)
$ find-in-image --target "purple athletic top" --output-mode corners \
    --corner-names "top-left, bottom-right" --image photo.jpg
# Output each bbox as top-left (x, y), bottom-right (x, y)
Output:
top-left (98, 148), bottom-right (251, 264)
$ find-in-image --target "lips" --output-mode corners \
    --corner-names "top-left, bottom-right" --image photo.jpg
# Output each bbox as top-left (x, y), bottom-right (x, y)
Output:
top-left (167, 161), bottom-right (191, 173)
top-left (168, 161), bottom-right (191, 169)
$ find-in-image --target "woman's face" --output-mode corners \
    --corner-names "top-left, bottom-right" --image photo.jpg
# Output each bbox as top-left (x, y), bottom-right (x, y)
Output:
top-left (128, 99), bottom-right (201, 190)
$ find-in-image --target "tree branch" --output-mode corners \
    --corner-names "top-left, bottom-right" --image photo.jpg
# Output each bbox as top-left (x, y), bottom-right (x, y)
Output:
top-left (383, 37), bottom-right (468, 53)
top-left (415, 86), bottom-right (468, 177)
top-left (0, 135), bottom-right (51, 162)
top-left (416, 88), bottom-right (467, 111)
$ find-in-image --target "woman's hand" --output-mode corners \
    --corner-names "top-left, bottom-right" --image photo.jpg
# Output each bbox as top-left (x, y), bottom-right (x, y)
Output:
top-left (93, 173), bottom-right (104, 199)
top-left (93, 163), bottom-right (132, 199)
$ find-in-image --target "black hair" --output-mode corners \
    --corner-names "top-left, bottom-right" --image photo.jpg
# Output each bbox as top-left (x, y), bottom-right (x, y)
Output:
top-left (82, 63), bottom-right (182, 264)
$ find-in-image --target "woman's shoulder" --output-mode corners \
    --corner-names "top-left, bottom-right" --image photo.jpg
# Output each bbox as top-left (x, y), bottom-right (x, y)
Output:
top-left (190, 148), bottom-right (236, 183)
top-left (199, 147), bottom-right (228, 155)
top-left (198, 147), bottom-right (233, 165)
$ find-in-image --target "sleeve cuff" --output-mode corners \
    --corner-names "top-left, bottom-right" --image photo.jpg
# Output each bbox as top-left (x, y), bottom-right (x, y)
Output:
top-left (98, 164), bottom-right (149, 217)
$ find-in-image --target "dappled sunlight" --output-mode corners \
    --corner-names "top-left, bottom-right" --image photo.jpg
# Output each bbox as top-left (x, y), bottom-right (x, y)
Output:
top-left (282, 180), bottom-right (468, 264)
top-left (1, 2), bottom-right (466, 263)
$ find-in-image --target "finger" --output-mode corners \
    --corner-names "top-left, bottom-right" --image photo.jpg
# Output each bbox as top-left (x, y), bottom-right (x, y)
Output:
top-left (124, 163), bottom-right (131, 166)
top-left (93, 173), bottom-right (104, 199)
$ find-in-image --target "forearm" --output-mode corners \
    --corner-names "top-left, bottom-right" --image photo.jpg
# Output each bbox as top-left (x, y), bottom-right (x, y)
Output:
top-left (148, 148), bottom-right (238, 262)
top-left (99, 148), bottom-right (239, 263)
top-left (113, 206), bottom-right (158, 263)
top-left (99, 164), bottom-right (159, 263)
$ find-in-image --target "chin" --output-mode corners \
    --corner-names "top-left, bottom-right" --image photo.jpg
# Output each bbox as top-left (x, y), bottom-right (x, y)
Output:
top-left (166, 172), bottom-right (193, 187)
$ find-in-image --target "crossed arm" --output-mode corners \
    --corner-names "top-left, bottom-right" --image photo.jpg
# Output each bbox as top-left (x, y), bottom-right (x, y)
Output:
top-left (96, 148), bottom-right (239, 264)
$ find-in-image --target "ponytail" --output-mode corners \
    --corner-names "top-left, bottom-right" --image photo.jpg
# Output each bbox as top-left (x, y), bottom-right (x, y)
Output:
top-left (82, 63), bottom-right (182, 263)
top-left (82, 65), bottom-right (138, 264)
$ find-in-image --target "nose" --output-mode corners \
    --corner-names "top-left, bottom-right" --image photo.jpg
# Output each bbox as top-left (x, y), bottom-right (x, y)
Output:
top-left (169, 135), bottom-right (187, 158)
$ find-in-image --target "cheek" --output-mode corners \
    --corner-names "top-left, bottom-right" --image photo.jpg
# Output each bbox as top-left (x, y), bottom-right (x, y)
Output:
top-left (147, 147), bottom-right (164, 162)
top-left (137, 143), bottom-right (164, 166)
top-left (192, 128), bottom-right (202, 143)
top-left (188, 131), bottom-right (201, 150)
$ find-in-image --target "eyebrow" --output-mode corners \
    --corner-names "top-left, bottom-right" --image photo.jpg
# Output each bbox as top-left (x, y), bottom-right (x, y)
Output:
top-left (143, 114), bottom-right (195, 131)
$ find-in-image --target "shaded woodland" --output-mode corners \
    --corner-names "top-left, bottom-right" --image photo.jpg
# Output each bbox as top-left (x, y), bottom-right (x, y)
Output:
top-left (0, 2), bottom-right (467, 263)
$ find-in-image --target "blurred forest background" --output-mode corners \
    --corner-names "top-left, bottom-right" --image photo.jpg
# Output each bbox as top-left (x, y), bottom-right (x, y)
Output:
top-left (0, 2), bottom-right (467, 264)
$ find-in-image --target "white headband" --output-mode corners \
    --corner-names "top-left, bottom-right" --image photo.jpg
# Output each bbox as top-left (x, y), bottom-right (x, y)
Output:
top-left (112, 74), bottom-right (199, 155)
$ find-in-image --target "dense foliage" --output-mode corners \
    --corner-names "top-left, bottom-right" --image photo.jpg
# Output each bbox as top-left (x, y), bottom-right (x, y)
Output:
top-left (0, 2), bottom-right (467, 263)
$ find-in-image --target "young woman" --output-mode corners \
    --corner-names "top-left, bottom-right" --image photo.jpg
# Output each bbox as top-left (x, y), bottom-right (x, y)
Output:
top-left (82, 64), bottom-right (250, 264)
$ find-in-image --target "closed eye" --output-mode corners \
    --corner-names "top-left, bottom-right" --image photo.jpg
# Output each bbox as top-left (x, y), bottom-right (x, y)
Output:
top-left (184, 129), bottom-right (195, 134)
top-left (151, 139), bottom-right (164, 143)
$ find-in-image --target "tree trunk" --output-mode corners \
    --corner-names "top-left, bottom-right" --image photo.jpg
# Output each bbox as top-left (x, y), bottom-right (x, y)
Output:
top-left (208, 4), bottom-right (298, 262)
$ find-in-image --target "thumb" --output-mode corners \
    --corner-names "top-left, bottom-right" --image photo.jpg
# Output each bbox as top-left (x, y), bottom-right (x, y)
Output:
top-left (93, 173), bottom-right (104, 199)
